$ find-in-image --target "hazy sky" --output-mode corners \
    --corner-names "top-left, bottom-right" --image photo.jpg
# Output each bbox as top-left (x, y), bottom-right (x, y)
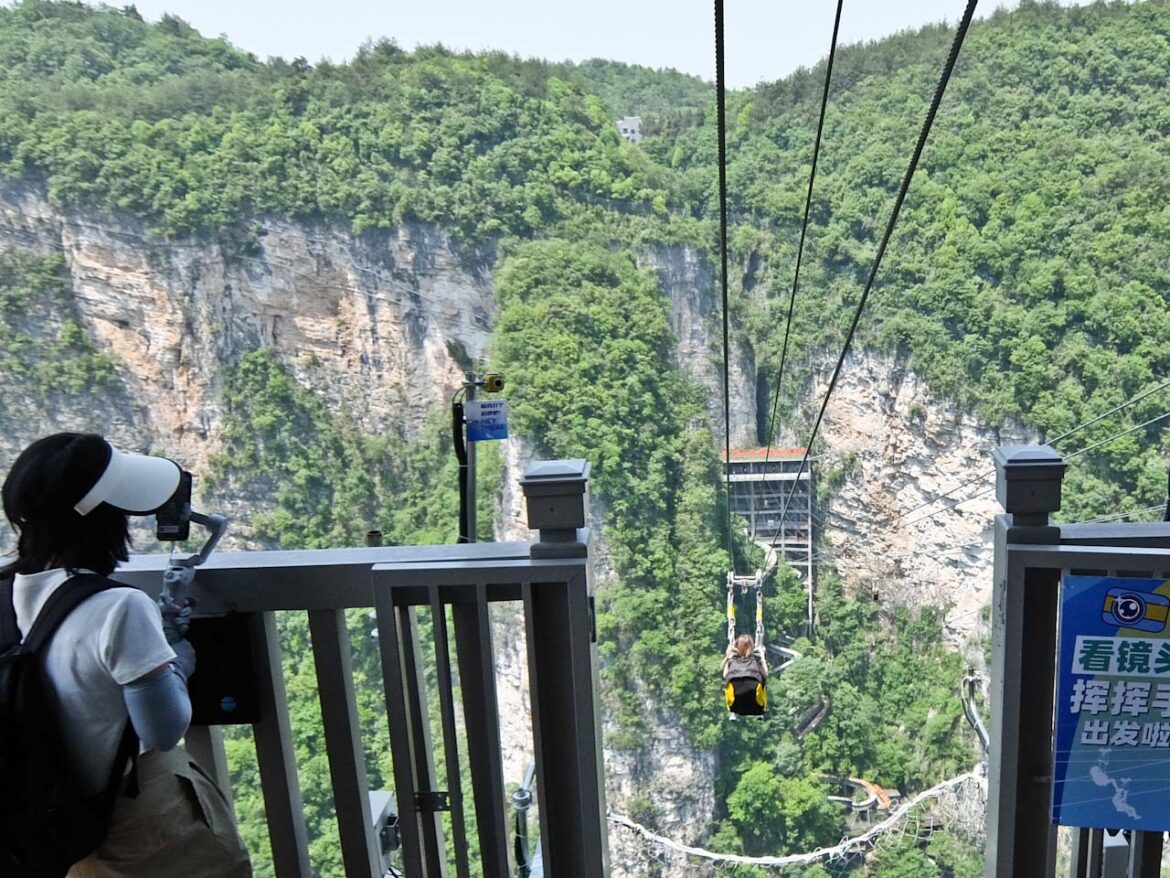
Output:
top-left (113, 0), bottom-right (1083, 88)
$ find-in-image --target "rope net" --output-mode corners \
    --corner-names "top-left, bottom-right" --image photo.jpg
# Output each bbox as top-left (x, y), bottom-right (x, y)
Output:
top-left (608, 767), bottom-right (986, 874)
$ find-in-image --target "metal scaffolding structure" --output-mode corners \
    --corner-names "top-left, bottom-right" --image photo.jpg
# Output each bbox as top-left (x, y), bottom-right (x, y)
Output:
top-left (725, 448), bottom-right (814, 584)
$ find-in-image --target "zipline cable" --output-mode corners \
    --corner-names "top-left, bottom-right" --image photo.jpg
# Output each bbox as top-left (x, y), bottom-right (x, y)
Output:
top-left (1046, 377), bottom-right (1170, 446)
top-left (1066, 408), bottom-right (1170, 460)
top-left (774, 0), bottom-right (979, 545)
top-left (715, 0), bottom-right (735, 569)
top-left (751, 0), bottom-right (845, 547)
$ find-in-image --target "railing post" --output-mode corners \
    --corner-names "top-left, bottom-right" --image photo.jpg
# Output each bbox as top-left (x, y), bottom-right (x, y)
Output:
top-left (987, 445), bottom-right (1067, 878)
top-left (308, 609), bottom-right (381, 877)
top-left (250, 611), bottom-right (312, 877)
top-left (520, 460), bottom-right (610, 877)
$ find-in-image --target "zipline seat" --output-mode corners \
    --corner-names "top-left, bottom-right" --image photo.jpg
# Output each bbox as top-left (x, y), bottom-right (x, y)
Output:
top-left (724, 570), bottom-right (768, 716)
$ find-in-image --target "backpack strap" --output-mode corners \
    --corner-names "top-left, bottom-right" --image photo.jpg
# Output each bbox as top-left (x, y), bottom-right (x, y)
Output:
top-left (104, 721), bottom-right (140, 802)
top-left (20, 572), bottom-right (122, 654)
top-left (20, 573), bottom-right (144, 802)
top-left (0, 575), bottom-right (18, 650)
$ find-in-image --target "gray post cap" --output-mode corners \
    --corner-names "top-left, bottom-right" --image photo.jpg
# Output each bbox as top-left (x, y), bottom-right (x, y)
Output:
top-left (520, 459), bottom-right (591, 492)
top-left (992, 445), bottom-right (1067, 515)
top-left (520, 459), bottom-right (590, 532)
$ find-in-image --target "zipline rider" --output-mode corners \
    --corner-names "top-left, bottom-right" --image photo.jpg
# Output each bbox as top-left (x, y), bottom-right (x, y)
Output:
top-left (723, 633), bottom-right (768, 717)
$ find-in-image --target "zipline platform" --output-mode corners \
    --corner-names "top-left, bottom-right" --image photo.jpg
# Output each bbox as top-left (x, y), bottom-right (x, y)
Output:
top-left (724, 448), bottom-right (814, 584)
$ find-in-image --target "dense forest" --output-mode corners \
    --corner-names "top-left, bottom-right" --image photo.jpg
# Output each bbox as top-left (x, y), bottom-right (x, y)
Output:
top-left (2, 0), bottom-right (1170, 874)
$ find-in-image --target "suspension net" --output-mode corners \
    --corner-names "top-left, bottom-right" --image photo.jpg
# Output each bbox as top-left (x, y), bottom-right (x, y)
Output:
top-left (609, 767), bottom-right (986, 873)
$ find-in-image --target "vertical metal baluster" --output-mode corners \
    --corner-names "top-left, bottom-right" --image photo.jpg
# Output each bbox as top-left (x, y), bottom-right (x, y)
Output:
top-left (1088, 828), bottom-right (1105, 878)
top-left (249, 611), bottom-right (312, 877)
top-left (308, 608), bottom-right (380, 877)
top-left (452, 585), bottom-right (511, 875)
top-left (376, 590), bottom-right (448, 877)
top-left (431, 590), bottom-right (471, 878)
top-left (1128, 830), bottom-right (1163, 878)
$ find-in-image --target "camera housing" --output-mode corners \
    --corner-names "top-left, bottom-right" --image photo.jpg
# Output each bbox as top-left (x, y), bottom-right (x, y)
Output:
top-left (155, 470), bottom-right (193, 542)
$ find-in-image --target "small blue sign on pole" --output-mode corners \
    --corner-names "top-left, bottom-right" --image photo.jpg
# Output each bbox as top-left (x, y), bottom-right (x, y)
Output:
top-left (1054, 574), bottom-right (1170, 830)
top-left (466, 399), bottom-right (508, 442)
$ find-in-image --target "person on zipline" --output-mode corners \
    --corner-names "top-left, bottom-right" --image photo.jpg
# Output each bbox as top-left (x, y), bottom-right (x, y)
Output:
top-left (723, 633), bottom-right (768, 716)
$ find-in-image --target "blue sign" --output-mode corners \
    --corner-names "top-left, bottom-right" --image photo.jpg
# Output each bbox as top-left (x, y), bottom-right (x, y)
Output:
top-left (465, 399), bottom-right (508, 442)
top-left (1054, 575), bottom-right (1170, 830)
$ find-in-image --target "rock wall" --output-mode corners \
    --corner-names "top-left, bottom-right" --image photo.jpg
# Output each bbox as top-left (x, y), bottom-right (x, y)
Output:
top-left (812, 350), bottom-right (1034, 650)
top-left (0, 180), bottom-right (494, 476)
top-left (639, 246), bottom-right (755, 448)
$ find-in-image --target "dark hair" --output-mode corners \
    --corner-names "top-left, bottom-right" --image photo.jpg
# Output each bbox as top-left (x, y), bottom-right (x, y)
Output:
top-left (2, 433), bottom-right (131, 577)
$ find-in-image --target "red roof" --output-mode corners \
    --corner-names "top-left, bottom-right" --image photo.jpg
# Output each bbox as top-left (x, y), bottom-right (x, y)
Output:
top-left (723, 447), bottom-right (807, 460)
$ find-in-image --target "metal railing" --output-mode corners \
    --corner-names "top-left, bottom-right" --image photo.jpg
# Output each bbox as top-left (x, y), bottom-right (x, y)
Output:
top-left (115, 459), bottom-right (609, 877)
top-left (987, 446), bottom-right (1170, 878)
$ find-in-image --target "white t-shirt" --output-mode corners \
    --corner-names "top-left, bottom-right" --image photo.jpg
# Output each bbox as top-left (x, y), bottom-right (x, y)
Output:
top-left (12, 568), bottom-right (177, 795)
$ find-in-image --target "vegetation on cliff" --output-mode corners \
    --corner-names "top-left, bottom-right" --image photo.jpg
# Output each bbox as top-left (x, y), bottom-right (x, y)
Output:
top-left (0, 249), bottom-right (118, 394)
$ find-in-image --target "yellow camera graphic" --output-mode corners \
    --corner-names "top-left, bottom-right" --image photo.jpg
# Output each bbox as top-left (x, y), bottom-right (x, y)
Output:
top-left (1102, 588), bottom-right (1169, 633)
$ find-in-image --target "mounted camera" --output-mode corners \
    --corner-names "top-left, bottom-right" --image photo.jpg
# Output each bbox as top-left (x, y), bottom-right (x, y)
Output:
top-left (156, 470), bottom-right (193, 542)
top-left (154, 471), bottom-right (227, 635)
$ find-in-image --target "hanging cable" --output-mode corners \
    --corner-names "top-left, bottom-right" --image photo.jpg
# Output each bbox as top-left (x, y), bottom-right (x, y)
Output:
top-left (1080, 503), bottom-right (1168, 525)
top-left (715, 0), bottom-right (735, 569)
top-left (774, 0), bottom-right (979, 543)
top-left (751, 0), bottom-right (844, 546)
top-left (1046, 377), bottom-right (1170, 446)
top-left (1065, 408), bottom-right (1170, 460)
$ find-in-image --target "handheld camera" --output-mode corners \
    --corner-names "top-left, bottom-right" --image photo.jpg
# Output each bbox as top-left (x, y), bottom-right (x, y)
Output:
top-left (156, 470), bottom-right (228, 643)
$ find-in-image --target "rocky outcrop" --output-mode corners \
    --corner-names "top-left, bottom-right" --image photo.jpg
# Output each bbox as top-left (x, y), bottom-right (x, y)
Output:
top-left (0, 181), bottom-right (494, 476)
top-left (606, 705), bottom-right (719, 878)
top-left (812, 350), bottom-right (1034, 648)
top-left (638, 246), bottom-right (755, 448)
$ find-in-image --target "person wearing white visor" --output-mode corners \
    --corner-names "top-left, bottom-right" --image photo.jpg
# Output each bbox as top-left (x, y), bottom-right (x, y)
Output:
top-left (1, 433), bottom-right (252, 877)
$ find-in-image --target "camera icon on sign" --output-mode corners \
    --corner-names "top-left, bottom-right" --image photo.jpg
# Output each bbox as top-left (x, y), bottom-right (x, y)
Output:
top-left (1102, 588), bottom-right (1170, 633)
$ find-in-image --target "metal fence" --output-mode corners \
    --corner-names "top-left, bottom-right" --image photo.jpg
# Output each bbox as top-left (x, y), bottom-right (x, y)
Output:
top-left (987, 446), bottom-right (1170, 878)
top-left (116, 459), bottom-right (609, 877)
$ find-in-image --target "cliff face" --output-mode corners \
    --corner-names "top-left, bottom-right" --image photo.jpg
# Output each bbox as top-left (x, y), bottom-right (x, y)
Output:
top-left (638, 245), bottom-right (756, 448)
top-left (2, 187), bottom-right (1009, 874)
top-left (812, 351), bottom-right (1033, 650)
top-left (0, 180), bottom-right (493, 476)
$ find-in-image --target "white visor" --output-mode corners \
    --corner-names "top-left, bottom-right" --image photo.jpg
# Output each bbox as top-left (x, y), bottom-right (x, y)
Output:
top-left (74, 445), bottom-right (183, 516)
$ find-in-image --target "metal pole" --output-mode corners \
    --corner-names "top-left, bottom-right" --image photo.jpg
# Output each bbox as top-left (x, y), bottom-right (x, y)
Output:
top-left (466, 373), bottom-right (477, 545)
top-left (1130, 831), bottom-right (1163, 878)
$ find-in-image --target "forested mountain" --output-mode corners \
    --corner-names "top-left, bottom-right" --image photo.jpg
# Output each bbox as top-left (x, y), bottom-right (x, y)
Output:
top-left (1, 1), bottom-right (1169, 875)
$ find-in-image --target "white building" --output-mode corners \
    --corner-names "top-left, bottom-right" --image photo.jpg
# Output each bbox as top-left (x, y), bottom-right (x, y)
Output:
top-left (615, 115), bottom-right (642, 144)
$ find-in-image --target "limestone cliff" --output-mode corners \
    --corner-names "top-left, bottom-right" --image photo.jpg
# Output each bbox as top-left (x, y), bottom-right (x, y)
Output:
top-left (0, 180), bottom-right (494, 478)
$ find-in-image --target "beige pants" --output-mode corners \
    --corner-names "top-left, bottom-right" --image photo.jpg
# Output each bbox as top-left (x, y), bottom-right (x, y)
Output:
top-left (69, 746), bottom-right (252, 878)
